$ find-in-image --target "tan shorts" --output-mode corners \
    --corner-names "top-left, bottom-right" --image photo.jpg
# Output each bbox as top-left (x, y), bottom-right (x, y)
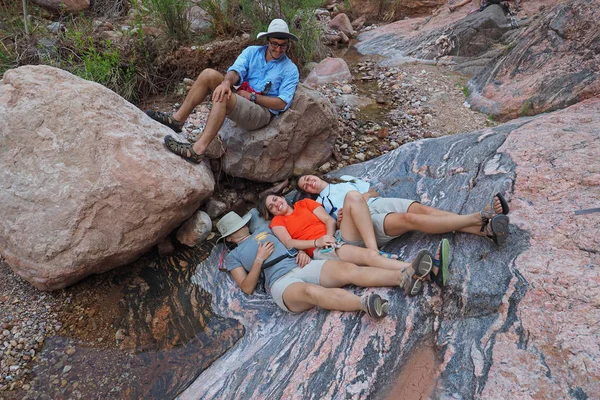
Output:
top-left (340, 197), bottom-right (418, 248)
top-left (227, 94), bottom-right (273, 130)
top-left (270, 260), bottom-right (326, 312)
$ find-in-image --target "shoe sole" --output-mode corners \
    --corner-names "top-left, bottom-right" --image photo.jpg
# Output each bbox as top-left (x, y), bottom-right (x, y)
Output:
top-left (491, 215), bottom-right (510, 246)
top-left (368, 294), bottom-right (389, 318)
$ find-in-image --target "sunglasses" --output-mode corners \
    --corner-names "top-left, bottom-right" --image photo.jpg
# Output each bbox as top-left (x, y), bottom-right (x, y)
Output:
top-left (268, 40), bottom-right (289, 50)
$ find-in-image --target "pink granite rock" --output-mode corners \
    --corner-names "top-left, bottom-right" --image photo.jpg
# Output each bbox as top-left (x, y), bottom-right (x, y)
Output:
top-left (180, 98), bottom-right (599, 399)
top-left (0, 65), bottom-right (214, 290)
top-left (328, 13), bottom-right (354, 38)
top-left (304, 57), bottom-right (352, 86)
top-left (468, 0), bottom-right (600, 120)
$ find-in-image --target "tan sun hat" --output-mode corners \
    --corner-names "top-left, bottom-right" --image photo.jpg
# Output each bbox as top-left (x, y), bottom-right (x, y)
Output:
top-left (216, 212), bottom-right (252, 242)
top-left (257, 19), bottom-right (298, 42)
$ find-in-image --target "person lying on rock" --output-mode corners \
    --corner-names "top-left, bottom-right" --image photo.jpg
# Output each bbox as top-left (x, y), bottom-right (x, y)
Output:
top-left (147, 19), bottom-right (300, 164)
top-left (296, 174), bottom-right (510, 248)
top-left (217, 211), bottom-right (432, 318)
top-left (258, 191), bottom-right (445, 295)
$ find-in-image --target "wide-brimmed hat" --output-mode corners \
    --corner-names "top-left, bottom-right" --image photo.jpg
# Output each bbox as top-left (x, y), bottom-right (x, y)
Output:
top-left (216, 212), bottom-right (252, 242)
top-left (257, 19), bottom-right (298, 42)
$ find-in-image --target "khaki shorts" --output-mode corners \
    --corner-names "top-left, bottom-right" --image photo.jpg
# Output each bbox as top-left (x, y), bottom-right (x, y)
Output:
top-left (340, 197), bottom-right (418, 248)
top-left (227, 94), bottom-right (273, 130)
top-left (270, 260), bottom-right (326, 312)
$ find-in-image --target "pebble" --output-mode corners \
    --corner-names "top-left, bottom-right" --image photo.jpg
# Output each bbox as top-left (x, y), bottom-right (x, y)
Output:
top-left (355, 153), bottom-right (366, 161)
top-left (63, 365), bottom-right (72, 374)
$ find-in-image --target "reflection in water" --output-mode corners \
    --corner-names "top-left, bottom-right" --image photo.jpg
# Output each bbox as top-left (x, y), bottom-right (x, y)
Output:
top-left (28, 242), bottom-right (244, 399)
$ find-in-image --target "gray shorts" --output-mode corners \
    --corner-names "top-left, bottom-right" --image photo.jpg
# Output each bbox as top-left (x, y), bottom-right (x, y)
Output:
top-left (339, 197), bottom-right (418, 248)
top-left (227, 94), bottom-right (273, 130)
top-left (270, 260), bottom-right (326, 312)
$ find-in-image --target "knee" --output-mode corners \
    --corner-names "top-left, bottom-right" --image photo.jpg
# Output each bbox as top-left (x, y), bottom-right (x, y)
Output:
top-left (344, 190), bottom-right (364, 205)
top-left (303, 285), bottom-right (321, 303)
top-left (197, 68), bottom-right (222, 84)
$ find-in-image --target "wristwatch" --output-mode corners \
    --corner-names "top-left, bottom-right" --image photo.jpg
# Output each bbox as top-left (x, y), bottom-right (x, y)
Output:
top-left (250, 93), bottom-right (257, 103)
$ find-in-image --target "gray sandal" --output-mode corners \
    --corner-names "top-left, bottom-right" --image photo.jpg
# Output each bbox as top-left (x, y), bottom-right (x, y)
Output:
top-left (164, 135), bottom-right (204, 163)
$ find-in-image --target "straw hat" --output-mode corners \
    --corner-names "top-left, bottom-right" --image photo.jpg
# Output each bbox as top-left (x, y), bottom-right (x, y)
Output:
top-left (216, 212), bottom-right (252, 242)
top-left (257, 19), bottom-right (298, 42)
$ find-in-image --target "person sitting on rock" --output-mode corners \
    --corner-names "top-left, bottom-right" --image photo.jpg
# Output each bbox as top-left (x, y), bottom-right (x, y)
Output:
top-left (147, 19), bottom-right (300, 164)
top-left (296, 174), bottom-right (510, 248)
top-left (258, 191), bottom-right (444, 295)
top-left (217, 211), bottom-right (431, 318)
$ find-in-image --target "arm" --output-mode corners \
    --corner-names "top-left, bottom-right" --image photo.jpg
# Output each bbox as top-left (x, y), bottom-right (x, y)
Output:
top-left (313, 206), bottom-right (337, 237)
top-left (235, 91), bottom-right (287, 110)
top-left (272, 225), bottom-right (319, 250)
top-left (362, 189), bottom-right (380, 201)
top-left (229, 241), bottom-right (274, 295)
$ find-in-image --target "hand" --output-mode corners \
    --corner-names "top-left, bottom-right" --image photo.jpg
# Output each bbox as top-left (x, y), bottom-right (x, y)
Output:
top-left (212, 82), bottom-right (232, 103)
top-left (236, 89), bottom-right (252, 100)
top-left (256, 241), bottom-right (275, 262)
top-left (296, 251), bottom-right (311, 268)
top-left (337, 208), bottom-right (344, 226)
top-left (315, 235), bottom-right (336, 248)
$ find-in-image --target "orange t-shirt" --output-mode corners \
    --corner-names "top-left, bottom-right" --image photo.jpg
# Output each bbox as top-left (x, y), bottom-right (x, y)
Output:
top-left (270, 198), bottom-right (327, 257)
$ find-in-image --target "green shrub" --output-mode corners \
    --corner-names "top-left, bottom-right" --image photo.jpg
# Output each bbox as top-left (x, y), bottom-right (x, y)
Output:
top-left (200, 0), bottom-right (326, 64)
top-left (144, 0), bottom-right (191, 42)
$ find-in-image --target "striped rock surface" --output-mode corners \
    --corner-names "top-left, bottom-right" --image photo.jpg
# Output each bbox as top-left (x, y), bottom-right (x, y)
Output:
top-left (181, 98), bottom-right (599, 399)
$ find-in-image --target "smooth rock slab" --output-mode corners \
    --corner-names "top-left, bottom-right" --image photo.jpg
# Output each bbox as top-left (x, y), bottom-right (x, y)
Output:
top-left (180, 99), bottom-right (599, 398)
top-left (0, 65), bottom-right (214, 290)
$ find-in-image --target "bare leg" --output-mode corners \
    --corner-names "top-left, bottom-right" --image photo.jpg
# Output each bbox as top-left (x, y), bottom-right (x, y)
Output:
top-left (319, 260), bottom-right (404, 288)
top-left (336, 245), bottom-right (409, 271)
top-left (173, 68), bottom-right (224, 123)
top-left (281, 282), bottom-right (362, 313)
top-left (191, 94), bottom-right (236, 155)
top-left (339, 191), bottom-right (378, 250)
top-left (382, 210), bottom-right (481, 237)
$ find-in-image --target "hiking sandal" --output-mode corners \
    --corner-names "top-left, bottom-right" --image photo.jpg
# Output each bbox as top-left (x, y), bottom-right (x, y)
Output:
top-left (164, 135), bottom-right (204, 164)
top-left (481, 214), bottom-right (510, 246)
top-left (147, 110), bottom-right (184, 133)
top-left (361, 293), bottom-right (389, 319)
top-left (402, 250), bottom-right (433, 296)
top-left (430, 239), bottom-right (450, 288)
top-left (481, 193), bottom-right (510, 220)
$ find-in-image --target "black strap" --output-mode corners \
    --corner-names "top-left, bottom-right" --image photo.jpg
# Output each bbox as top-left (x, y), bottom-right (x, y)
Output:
top-left (263, 250), bottom-right (297, 269)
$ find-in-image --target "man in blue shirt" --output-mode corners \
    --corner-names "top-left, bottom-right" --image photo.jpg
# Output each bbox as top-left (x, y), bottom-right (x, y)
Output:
top-left (147, 19), bottom-right (300, 163)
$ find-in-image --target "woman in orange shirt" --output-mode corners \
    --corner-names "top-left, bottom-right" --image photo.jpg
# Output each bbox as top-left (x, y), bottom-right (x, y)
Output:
top-left (258, 191), bottom-right (441, 296)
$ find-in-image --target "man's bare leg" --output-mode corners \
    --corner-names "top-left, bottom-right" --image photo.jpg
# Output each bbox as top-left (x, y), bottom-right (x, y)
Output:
top-left (173, 68), bottom-right (225, 123)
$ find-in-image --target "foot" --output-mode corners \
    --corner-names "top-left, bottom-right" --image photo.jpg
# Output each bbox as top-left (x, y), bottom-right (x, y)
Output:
top-left (402, 250), bottom-right (433, 296)
top-left (361, 293), bottom-right (389, 319)
top-left (430, 239), bottom-right (450, 288)
top-left (483, 214), bottom-right (510, 246)
top-left (164, 135), bottom-right (205, 163)
top-left (147, 110), bottom-right (184, 133)
top-left (480, 193), bottom-right (509, 221)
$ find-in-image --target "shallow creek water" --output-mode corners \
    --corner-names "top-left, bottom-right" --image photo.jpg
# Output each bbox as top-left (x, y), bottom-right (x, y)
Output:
top-left (26, 242), bottom-right (243, 399)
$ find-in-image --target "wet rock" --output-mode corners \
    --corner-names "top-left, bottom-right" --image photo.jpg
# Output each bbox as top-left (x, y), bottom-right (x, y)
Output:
top-left (157, 237), bottom-right (175, 256)
top-left (468, 0), bottom-right (600, 120)
top-left (218, 85), bottom-right (338, 182)
top-left (304, 57), bottom-right (352, 86)
top-left (0, 66), bottom-right (214, 290)
top-left (181, 98), bottom-right (599, 399)
top-left (176, 211), bottom-right (212, 247)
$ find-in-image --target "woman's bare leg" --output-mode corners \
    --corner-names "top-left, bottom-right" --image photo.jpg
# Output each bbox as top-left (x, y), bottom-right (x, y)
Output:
top-left (339, 191), bottom-right (379, 250)
top-left (336, 245), bottom-right (409, 271)
top-left (319, 260), bottom-right (404, 288)
top-left (282, 282), bottom-right (362, 313)
top-left (382, 211), bottom-right (481, 237)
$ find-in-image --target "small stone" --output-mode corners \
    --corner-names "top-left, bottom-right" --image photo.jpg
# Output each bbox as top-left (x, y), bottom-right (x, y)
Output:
top-left (115, 329), bottom-right (125, 341)
top-left (355, 153), bottom-right (366, 161)
top-left (319, 162), bottom-right (331, 172)
top-left (63, 365), bottom-right (72, 374)
top-left (66, 347), bottom-right (76, 356)
top-left (341, 85), bottom-right (352, 94)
